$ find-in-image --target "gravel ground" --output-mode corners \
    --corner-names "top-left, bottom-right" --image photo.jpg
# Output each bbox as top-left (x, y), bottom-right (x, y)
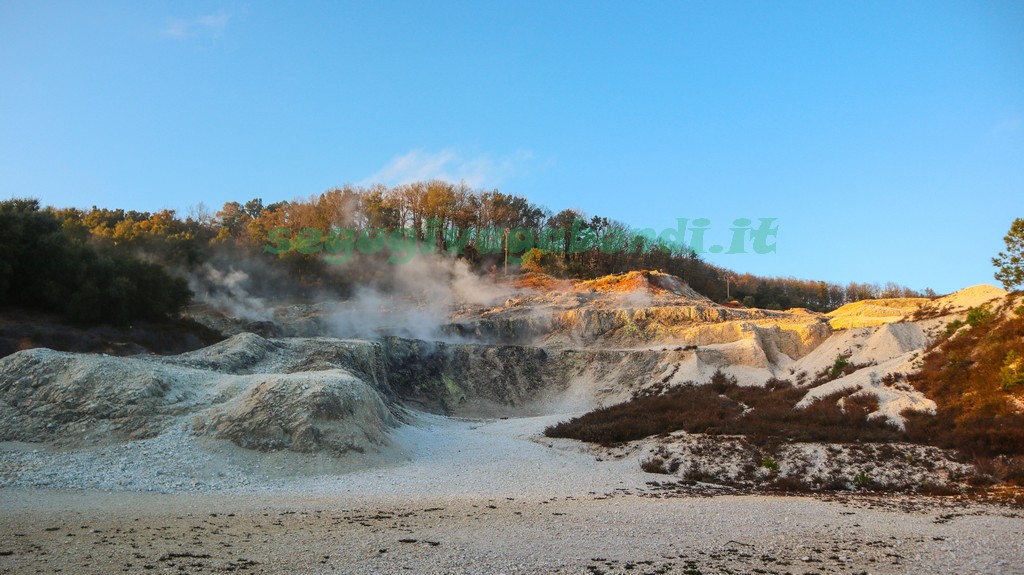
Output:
top-left (2, 413), bottom-right (1023, 574)
top-left (0, 412), bottom-right (648, 496)
top-left (2, 489), bottom-right (1023, 574)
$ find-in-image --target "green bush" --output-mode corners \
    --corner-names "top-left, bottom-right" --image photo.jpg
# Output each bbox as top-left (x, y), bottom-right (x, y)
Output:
top-left (829, 353), bottom-right (850, 377)
top-left (966, 306), bottom-right (994, 327)
top-left (1001, 350), bottom-right (1024, 391)
top-left (943, 319), bottom-right (965, 338)
top-left (520, 247), bottom-right (565, 276)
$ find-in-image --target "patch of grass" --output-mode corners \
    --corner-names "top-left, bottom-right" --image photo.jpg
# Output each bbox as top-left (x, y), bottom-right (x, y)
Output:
top-left (811, 353), bottom-right (873, 385)
top-left (620, 319), bottom-right (643, 339)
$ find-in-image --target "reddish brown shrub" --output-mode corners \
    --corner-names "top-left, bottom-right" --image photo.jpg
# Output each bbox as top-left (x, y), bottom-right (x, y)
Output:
top-left (544, 370), bottom-right (902, 446)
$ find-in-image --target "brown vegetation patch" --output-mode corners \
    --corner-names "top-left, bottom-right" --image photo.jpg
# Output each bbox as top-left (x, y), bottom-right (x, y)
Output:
top-left (509, 272), bottom-right (575, 292)
top-left (903, 296), bottom-right (1024, 483)
top-left (544, 370), bottom-right (903, 447)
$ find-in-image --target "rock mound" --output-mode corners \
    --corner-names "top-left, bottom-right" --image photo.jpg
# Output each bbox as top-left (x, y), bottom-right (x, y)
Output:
top-left (0, 334), bottom-right (400, 455)
top-left (575, 270), bottom-right (709, 300)
top-left (638, 433), bottom-right (969, 492)
top-left (826, 298), bottom-right (931, 329)
top-left (0, 348), bottom-right (206, 445)
top-left (933, 284), bottom-right (1007, 311)
top-left (916, 284), bottom-right (1007, 318)
top-left (194, 370), bottom-right (396, 454)
top-left (171, 332), bottom-right (286, 373)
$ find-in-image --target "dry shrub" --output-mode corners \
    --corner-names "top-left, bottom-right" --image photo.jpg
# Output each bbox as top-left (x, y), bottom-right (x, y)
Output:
top-left (767, 475), bottom-right (810, 492)
top-left (544, 370), bottom-right (902, 446)
top-left (969, 456), bottom-right (1024, 486)
top-left (640, 457), bottom-right (668, 474)
top-left (545, 382), bottom-right (741, 445)
top-left (904, 305), bottom-right (1024, 460)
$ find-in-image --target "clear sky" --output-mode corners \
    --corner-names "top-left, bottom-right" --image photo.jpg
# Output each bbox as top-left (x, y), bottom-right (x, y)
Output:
top-left (1, 1), bottom-right (1021, 294)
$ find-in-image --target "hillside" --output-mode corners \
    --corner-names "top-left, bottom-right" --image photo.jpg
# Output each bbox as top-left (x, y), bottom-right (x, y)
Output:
top-left (3, 269), bottom-right (1023, 575)
top-left (2, 269), bottom-right (1020, 496)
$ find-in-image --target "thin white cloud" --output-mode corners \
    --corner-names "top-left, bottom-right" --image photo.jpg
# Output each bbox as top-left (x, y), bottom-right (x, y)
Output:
top-left (161, 10), bottom-right (230, 39)
top-left (361, 148), bottom-right (534, 188)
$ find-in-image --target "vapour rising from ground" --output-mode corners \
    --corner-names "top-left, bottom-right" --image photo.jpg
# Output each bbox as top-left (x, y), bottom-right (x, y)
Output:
top-left (187, 248), bottom-right (513, 342)
top-left (324, 255), bottom-right (511, 341)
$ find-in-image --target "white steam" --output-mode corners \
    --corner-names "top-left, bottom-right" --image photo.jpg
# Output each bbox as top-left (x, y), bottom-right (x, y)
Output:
top-left (325, 256), bottom-right (510, 341)
top-left (188, 264), bottom-right (274, 322)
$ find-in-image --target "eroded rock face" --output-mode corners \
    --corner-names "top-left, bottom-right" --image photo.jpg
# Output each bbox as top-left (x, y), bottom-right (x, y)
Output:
top-left (380, 337), bottom-right (560, 415)
top-left (5, 330), bottom-right (822, 453)
top-left (0, 334), bottom-right (619, 453)
top-left (193, 370), bottom-right (396, 454)
top-left (445, 271), bottom-right (834, 355)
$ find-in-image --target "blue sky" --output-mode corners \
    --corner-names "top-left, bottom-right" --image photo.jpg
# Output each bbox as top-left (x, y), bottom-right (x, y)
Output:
top-left (1, 1), bottom-right (1021, 294)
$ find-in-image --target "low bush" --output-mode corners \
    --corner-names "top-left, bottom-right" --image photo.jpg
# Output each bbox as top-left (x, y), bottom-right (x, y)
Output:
top-left (811, 353), bottom-right (874, 386)
top-left (853, 471), bottom-right (872, 490)
top-left (640, 457), bottom-right (668, 474)
top-left (943, 319), bottom-right (965, 338)
top-left (966, 305), bottom-right (994, 327)
top-left (544, 370), bottom-right (903, 446)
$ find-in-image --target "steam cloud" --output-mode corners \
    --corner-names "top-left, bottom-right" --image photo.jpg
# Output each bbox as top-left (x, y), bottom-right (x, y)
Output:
top-left (325, 256), bottom-right (510, 341)
top-left (186, 236), bottom-right (511, 342)
top-left (188, 264), bottom-right (274, 322)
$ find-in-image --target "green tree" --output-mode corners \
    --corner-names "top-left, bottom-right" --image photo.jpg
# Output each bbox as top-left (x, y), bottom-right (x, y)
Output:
top-left (0, 198), bottom-right (190, 325)
top-left (1001, 350), bottom-right (1024, 391)
top-left (993, 218), bottom-right (1024, 291)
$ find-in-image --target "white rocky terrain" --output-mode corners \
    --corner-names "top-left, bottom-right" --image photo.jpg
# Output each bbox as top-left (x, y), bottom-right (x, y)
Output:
top-left (1, 271), bottom-right (1021, 574)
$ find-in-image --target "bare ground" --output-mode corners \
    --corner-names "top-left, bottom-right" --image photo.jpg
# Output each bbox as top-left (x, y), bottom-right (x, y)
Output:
top-left (2, 489), bottom-right (1023, 574)
top-left (2, 414), bottom-right (1023, 574)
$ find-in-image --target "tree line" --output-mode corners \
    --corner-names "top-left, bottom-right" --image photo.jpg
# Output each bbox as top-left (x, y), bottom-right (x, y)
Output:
top-left (2, 181), bottom-right (932, 325)
top-left (208, 181), bottom-right (931, 310)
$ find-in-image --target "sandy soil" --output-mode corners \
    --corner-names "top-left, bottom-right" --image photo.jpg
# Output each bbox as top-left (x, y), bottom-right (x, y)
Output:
top-left (2, 414), bottom-right (1023, 574)
top-left (4, 489), bottom-right (1024, 575)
